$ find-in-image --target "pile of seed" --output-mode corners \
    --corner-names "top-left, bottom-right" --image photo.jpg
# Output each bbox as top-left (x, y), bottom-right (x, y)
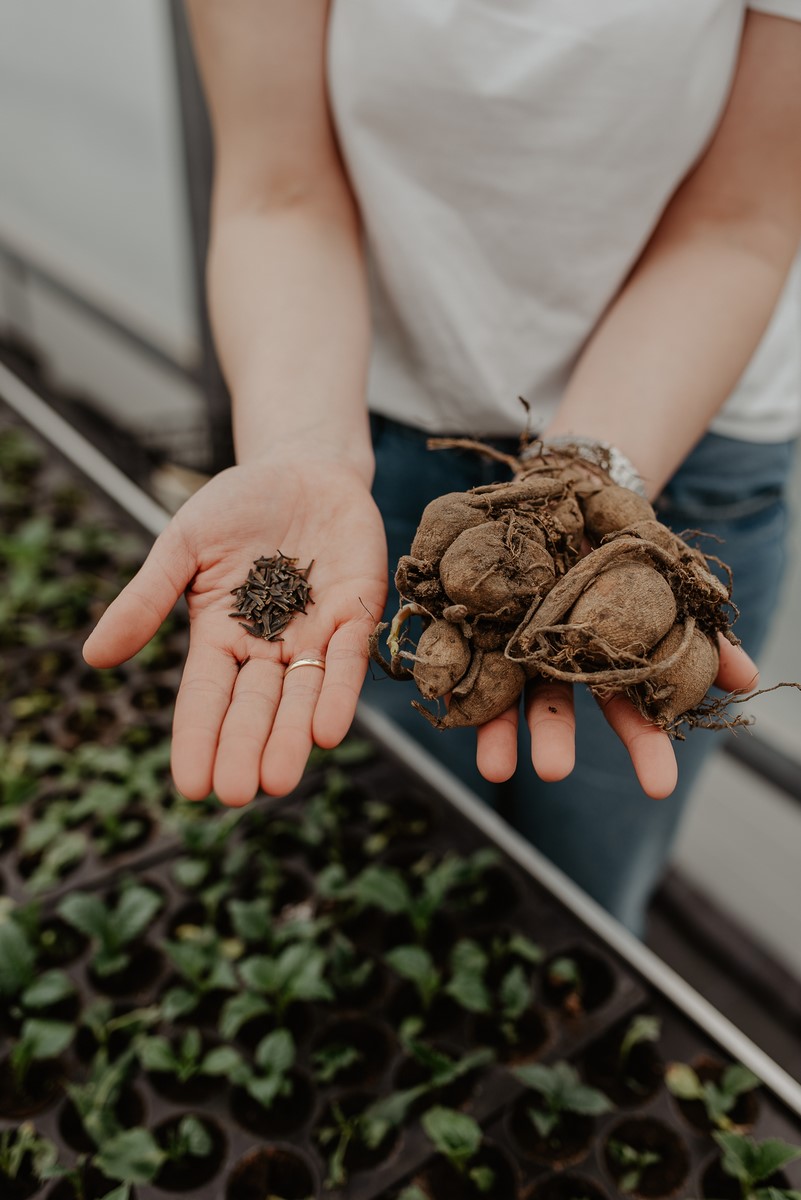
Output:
top-left (229, 552), bottom-right (313, 641)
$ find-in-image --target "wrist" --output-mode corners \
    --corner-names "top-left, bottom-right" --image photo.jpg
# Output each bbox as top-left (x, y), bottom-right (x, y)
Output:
top-left (525, 433), bottom-right (649, 500)
top-left (235, 429), bottom-right (375, 488)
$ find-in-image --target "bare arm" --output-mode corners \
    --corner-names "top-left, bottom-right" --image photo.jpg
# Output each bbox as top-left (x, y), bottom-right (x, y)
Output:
top-left (185, 0), bottom-right (373, 480)
top-left (85, 2), bottom-right (387, 806)
top-left (482, 13), bottom-right (800, 791)
top-left (544, 11), bottom-right (801, 498)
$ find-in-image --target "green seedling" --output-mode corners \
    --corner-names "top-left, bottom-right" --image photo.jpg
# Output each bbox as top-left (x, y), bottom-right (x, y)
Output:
top-left (220, 942), bottom-right (334, 1039)
top-left (68, 784), bottom-right (150, 857)
top-left (399, 1024), bottom-right (494, 1094)
top-left (78, 1001), bottom-right (160, 1060)
top-left (0, 1122), bottom-right (58, 1185)
top-left (326, 930), bottom-right (375, 997)
top-left (317, 1091), bottom-right (420, 1190)
top-left (385, 944), bottom-right (442, 1011)
top-left (41, 1159), bottom-right (131, 1200)
top-left (714, 1132), bottom-right (801, 1200)
top-left (547, 956), bottom-right (585, 1015)
top-left (321, 849), bottom-right (499, 942)
top-left (362, 796), bottom-right (429, 857)
top-left (65, 1046), bottom-right (138, 1147)
top-left (18, 802), bottom-right (87, 894)
top-left (713, 1131), bottom-right (801, 1200)
top-left (666, 1061), bottom-right (760, 1130)
top-left (206, 1028), bottom-right (297, 1111)
top-left (93, 1127), bottom-right (168, 1187)
top-left (312, 1042), bottom-right (364, 1085)
top-left (421, 1106), bottom-right (495, 1193)
top-left (171, 808), bottom-right (248, 899)
top-left (137, 1026), bottom-right (234, 1087)
top-left (57, 883), bottom-right (162, 978)
top-left (158, 1116), bottom-right (214, 1168)
top-left (617, 1014), bottom-right (662, 1092)
top-left (160, 924), bottom-right (242, 1022)
top-left (513, 1061), bottom-right (614, 1141)
top-left (607, 1138), bottom-right (662, 1193)
top-left (0, 909), bottom-right (76, 1021)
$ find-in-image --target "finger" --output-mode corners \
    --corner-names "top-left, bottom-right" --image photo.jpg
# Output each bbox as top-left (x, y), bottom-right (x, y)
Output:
top-left (597, 693), bottom-right (678, 800)
top-left (213, 656), bottom-right (284, 807)
top-left (525, 681), bottom-right (576, 782)
top-left (313, 618), bottom-right (372, 748)
top-left (716, 635), bottom-right (759, 693)
top-left (83, 526), bottom-right (195, 667)
top-left (261, 649), bottom-right (327, 797)
top-left (172, 637), bottom-right (240, 801)
top-left (476, 704), bottom-right (519, 783)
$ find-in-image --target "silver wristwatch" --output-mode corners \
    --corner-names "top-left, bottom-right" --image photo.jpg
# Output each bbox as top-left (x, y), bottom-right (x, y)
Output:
top-left (524, 434), bottom-right (649, 499)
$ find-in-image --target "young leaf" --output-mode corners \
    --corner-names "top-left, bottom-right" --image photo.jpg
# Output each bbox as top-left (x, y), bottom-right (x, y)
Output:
top-left (499, 963), bottom-right (531, 1021)
top-left (201, 1046), bottom-right (245, 1077)
top-left (95, 1128), bottom-right (166, 1185)
top-left (421, 1106), bottom-right (483, 1171)
top-left (619, 1015), bottom-right (661, 1068)
top-left (351, 865), bottom-right (412, 915)
top-left (0, 920), bottom-right (36, 996)
top-left (385, 945), bottom-right (440, 1008)
top-left (21, 970), bottom-right (76, 1011)
top-left (665, 1062), bottom-right (702, 1101)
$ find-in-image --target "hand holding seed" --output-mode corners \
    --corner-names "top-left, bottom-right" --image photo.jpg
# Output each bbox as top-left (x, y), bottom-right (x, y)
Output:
top-left (83, 457), bottom-right (387, 806)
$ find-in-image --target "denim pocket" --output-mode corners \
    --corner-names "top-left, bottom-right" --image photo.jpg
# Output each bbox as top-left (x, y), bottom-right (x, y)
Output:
top-left (655, 434), bottom-right (796, 527)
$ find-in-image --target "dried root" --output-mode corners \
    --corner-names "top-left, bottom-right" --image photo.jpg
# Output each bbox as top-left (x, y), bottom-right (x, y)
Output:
top-left (369, 437), bottom-right (795, 737)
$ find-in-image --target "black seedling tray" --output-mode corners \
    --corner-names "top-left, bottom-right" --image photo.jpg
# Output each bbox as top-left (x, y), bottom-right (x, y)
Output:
top-left (2, 395), bottom-right (800, 1200)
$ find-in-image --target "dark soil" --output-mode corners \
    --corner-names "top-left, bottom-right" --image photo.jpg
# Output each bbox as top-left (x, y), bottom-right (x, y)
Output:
top-left (225, 1146), bottom-right (316, 1200)
top-left (47, 1166), bottom-right (133, 1200)
top-left (528, 1172), bottom-right (610, 1200)
top-left (37, 917), bottom-right (88, 967)
top-left (153, 1114), bottom-right (227, 1191)
top-left (470, 1004), bottom-right (552, 1064)
top-left (392, 1039), bottom-right (482, 1115)
top-left (508, 1097), bottom-right (594, 1168)
top-left (88, 943), bottom-right (163, 997)
top-left (0, 1057), bottom-right (63, 1118)
top-left (0, 1155), bottom-right (40, 1200)
top-left (387, 981), bottom-right (466, 1038)
top-left (419, 1143), bottom-right (519, 1199)
top-left (583, 1021), bottom-right (663, 1107)
top-left (230, 1069), bottom-right (315, 1136)
top-left (542, 947), bottom-right (615, 1016)
top-left (603, 1118), bottom-right (690, 1198)
top-left (311, 1014), bottom-right (394, 1087)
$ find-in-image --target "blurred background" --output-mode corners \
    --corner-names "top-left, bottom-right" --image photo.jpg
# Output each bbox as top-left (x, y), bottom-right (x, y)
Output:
top-left (1, 1), bottom-right (799, 1074)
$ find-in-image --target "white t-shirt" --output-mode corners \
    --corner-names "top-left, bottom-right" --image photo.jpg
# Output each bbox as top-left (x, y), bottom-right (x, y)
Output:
top-left (327, 0), bottom-right (801, 443)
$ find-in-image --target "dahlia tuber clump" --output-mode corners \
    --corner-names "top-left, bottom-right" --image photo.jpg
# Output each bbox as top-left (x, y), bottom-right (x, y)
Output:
top-left (369, 437), bottom-right (757, 737)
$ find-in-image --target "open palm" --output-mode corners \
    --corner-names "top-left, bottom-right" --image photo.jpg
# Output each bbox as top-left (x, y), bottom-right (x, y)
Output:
top-left (84, 458), bottom-right (388, 805)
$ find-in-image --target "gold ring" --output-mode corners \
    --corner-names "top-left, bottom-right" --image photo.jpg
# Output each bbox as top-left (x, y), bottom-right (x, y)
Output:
top-left (284, 657), bottom-right (326, 678)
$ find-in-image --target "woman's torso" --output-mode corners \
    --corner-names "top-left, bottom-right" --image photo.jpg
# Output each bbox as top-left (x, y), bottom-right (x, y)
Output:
top-left (328, 0), bottom-right (801, 441)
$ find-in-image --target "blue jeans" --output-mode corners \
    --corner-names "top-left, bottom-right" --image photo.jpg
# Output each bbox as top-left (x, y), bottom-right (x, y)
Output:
top-left (362, 417), bottom-right (795, 936)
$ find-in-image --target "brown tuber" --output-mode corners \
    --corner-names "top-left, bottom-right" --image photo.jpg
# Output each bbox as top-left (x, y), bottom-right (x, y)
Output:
top-left (412, 619), bottom-right (472, 700)
top-left (565, 561), bottom-right (677, 660)
top-left (370, 437), bottom-right (754, 737)
top-left (439, 520), bottom-right (555, 619)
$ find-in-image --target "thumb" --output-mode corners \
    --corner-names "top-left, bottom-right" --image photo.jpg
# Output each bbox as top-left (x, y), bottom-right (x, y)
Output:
top-left (83, 523), bottom-right (196, 667)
